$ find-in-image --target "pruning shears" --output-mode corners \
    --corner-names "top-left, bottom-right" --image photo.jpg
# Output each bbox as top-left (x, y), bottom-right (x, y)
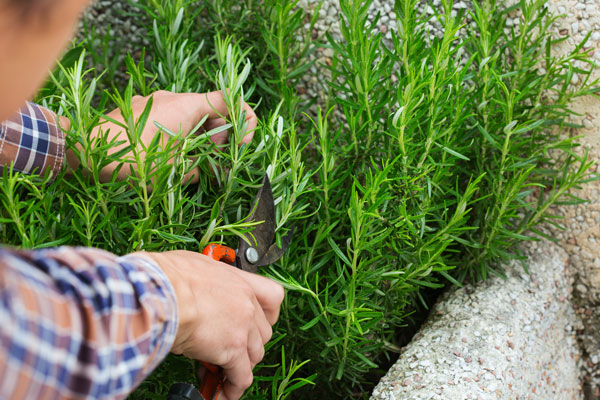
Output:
top-left (167, 175), bottom-right (292, 400)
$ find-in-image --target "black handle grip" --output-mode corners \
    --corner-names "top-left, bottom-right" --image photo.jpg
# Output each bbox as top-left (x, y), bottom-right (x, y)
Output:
top-left (167, 383), bottom-right (204, 400)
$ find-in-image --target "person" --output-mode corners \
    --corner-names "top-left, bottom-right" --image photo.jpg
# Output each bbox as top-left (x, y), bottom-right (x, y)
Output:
top-left (0, 0), bottom-right (285, 399)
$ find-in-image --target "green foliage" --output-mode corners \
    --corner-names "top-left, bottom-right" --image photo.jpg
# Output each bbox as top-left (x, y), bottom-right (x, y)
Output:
top-left (6, 0), bottom-right (597, 398)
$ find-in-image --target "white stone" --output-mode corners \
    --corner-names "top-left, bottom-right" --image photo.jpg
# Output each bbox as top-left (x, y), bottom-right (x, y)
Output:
top-left (571, 72), bottom-right (580, 85)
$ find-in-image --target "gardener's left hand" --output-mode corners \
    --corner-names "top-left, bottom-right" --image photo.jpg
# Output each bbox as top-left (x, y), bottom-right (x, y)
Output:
top-left (63, 90), bottom-right (257, 182)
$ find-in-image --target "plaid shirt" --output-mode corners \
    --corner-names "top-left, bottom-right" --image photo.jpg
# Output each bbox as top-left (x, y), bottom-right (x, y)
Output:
top-left (0, 247), bottom-right (177, 399)
top-left (0, 102), bottom-right (65, 178)
top-left (0, 106), bottom-right (179, 398)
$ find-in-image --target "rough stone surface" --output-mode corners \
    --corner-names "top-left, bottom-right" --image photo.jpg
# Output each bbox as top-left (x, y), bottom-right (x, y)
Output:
top-left (371, 242), bottom-right (580, 400)
top-left (541, 0), bottom-right (600, 396)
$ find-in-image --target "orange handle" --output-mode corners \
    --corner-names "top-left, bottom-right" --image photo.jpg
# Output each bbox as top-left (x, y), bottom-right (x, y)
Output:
top-left (199, 361), bottom-right (223, 400)
top-left (202, 243), bottom-right (236, 265)
top-left (198, 244), bottom-right (237, 400)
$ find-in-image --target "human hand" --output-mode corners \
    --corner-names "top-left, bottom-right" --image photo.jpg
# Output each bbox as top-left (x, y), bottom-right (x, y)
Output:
top-left (64, 90), bottom-right (257, 182)
top-left (143, 250), bottom-right (284, 400)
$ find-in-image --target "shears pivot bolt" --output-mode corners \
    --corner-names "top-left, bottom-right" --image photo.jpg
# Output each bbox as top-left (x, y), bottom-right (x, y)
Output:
top-left (245, 247), bottom-right (259, 264)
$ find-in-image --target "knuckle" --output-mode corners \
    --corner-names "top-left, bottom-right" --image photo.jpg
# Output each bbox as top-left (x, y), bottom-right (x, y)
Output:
top-left (250, 348), bottom-right (264, 366)
top-left (239, 302), bottom-right (255, 320)
top-left (239, 284), bottom-right (254, 298)
top-left (256, 345), bottom-right (265, 362)
top-left (272, 283), bottom-right (285, 305)
top-left (230, 333), bottom-right (247, 352)
top-left (264, 325), bottom-right (273, 343)
top-left (240, 373), bottom-right (253, 389)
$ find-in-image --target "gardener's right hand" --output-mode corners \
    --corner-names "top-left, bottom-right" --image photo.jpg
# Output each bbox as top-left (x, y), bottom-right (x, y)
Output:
top-left (140, 250), bottom-right (284, 400)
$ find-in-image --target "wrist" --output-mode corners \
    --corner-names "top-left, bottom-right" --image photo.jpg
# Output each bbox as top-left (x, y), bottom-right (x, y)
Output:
top-left (136, 251), bottom-right (197, 349)
top-left (56, 114), bottom-right (82, 171)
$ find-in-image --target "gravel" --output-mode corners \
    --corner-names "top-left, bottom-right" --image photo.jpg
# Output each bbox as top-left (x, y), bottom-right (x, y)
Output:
top-left (371, 242), bottom-right (581, 400)
top-left (77, 0), bottom-right (150, 89)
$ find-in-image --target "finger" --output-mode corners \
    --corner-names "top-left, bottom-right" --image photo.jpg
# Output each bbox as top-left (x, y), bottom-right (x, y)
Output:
top-left (205, 111), bottom-right (254, 146)
top-left (251, 296), bottom-right (273, 345)
top-left (205, 117), bottom-right (229, 145)
top-left (201, 91), bottom-right (231, 119)
top-left (196, 364), bottom-right (206, 382)
top-left (204, 117), bottom-right (228, 132)
top-left (247, 325), bottom-right (265, 367)
top-left (241, 102), bottom-right (257, 144)
top-left (183, 164), bottom-right (201, 184)
top-left (234, 269), bottom-right (285, 325)
top-left (222, 355), bottom-right (253, 400)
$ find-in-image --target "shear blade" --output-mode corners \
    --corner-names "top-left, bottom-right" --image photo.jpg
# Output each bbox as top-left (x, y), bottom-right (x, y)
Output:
top-left (237, 176), bottom-right (277, 272)
top-left (256, 229), bottom-right (293, 267)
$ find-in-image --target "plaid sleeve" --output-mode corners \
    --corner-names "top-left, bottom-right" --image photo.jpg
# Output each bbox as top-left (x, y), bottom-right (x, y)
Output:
top-left (0, 102), bottom-right (65, 178)
top-left (0, 247), bottom-right (178, 400)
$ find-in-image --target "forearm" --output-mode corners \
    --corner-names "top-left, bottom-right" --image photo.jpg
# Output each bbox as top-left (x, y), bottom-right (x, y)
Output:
top-left (0, 246), bottom-right (178, 399)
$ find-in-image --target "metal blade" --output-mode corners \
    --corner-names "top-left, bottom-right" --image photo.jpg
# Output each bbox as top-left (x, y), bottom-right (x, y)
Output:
top-left (236, 176), bottom-right (277, 272)
top-left (255, 228), bottom-right (293, 267)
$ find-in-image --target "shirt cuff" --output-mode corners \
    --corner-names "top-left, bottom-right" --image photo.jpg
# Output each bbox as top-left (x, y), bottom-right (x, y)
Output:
top-left (0, 102), bottom-right (65, 179)
top-left (117, 253), bottom-right (179, 371)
